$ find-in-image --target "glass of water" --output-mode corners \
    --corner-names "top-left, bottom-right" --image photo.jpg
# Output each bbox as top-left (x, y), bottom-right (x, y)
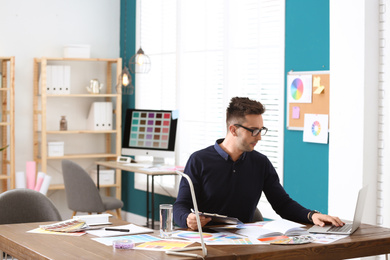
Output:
top-left (160, 204), bottom-right (173, 238)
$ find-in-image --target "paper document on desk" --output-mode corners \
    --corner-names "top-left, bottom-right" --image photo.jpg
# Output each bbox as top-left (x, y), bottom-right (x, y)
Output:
top-left (87, 224), bottom-right (153, 237)
top-left (310, 233), bottom-right (348, 244)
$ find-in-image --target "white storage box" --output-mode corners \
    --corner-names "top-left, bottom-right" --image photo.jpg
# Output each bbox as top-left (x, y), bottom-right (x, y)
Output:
top-left (63, 44), bottom-right (91, 58)
top-left (47, 141), bottom-right (64, 156)
top-left (90, 169), bottom-right (115, 185)
top-left (73, 214), bottom-right (111, 225)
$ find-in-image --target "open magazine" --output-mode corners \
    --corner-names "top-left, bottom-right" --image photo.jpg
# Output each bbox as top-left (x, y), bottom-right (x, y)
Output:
top-left (237, 219), bottom-right (309, 239)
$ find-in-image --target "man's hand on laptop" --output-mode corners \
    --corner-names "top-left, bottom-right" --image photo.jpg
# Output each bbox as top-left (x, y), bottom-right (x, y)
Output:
top-left (312, 213), bottom-right (345, 227)
top-left (187, 213), bottom-right (212, 230)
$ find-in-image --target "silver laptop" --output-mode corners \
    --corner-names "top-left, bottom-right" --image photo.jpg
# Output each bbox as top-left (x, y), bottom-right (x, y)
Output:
top-left (308, 185), bottom-right (368, 235)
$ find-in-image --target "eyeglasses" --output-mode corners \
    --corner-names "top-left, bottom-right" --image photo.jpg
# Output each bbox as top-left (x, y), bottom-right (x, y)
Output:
top-left (234, 124), bottom-right (268, 137)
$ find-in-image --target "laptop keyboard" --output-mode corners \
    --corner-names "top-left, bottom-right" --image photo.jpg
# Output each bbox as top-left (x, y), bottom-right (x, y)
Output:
top-left (328, 223), bottom-right (352, 233)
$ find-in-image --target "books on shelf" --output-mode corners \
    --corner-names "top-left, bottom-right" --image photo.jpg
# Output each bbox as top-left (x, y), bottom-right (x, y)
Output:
top-left (87, 102), bottom-right (113, 130)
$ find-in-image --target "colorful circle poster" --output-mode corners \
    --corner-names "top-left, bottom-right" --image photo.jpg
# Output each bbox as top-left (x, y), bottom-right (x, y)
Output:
top-left (303, 114), bottom-right (329, 144)
top-left (287, 74), bottom-right (313, 103)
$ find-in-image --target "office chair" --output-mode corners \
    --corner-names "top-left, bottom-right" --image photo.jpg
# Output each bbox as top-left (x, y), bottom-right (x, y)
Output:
top-left (0, 188), bottom-right (62, 225)
top-left (253, 208), bottom-right (264, 222)
top-left (0, 189), bottom-right (62, 259)
top-left (61, 160), bottom-right (123, 219)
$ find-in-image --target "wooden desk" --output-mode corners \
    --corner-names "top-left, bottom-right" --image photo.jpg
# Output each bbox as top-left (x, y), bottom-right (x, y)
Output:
top-left (1, 220), bottom-right (390, 260)
top-left (96, 161), bottom-right (177, 229)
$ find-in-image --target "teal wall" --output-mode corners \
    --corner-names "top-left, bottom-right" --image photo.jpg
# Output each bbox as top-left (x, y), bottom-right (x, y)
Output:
top-left (120, 0), bottom-right (330, 218)
top-left (120, 0), bottom-right (175, 220)
top-left (284, 0), bottom-right (329, 214)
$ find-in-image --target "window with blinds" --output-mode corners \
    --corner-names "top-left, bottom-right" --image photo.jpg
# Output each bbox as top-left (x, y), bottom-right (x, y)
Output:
top-left (134, 0), bottom-right (285, 197)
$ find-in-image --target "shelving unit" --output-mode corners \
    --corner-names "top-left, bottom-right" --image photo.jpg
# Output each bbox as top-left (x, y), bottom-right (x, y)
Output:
top-left (0, 57), bottom-right (15, 192)
top-left (33, 57), bottom-right (122, 199)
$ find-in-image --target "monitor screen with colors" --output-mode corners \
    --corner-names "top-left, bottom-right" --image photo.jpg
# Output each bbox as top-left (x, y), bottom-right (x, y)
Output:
top-left (122, 109), bottom-right (178, 164)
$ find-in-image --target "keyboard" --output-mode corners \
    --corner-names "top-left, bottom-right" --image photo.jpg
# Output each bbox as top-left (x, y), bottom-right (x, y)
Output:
top-left (328, 223), bottom-right (352, 233)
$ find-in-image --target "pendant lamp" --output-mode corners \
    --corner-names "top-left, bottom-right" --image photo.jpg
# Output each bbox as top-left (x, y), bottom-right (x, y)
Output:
top-left (119, 0), bottom-right (134, 95)
top-left (129, 0), bottom-right (151, 74)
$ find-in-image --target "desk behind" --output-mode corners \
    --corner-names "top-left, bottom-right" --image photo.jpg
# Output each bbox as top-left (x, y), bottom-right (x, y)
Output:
top-left (96, 161), bottom-right (177, 229)
top-left (96, 161), bottom-right (178, 176)
top-left (1, 220), bottom-right (390, 260)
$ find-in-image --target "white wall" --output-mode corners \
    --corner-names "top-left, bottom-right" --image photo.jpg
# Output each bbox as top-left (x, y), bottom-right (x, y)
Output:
top-left (329, 0), bottom-right (378, 224)
top-left (0, 0), bottom-right (120, 219)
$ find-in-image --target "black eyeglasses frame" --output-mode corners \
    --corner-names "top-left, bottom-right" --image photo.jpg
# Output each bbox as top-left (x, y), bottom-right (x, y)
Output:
top-left (234, 124), bottom-right (268, 137)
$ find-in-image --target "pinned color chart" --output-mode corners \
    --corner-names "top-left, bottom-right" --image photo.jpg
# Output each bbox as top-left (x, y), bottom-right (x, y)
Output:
top-left (287, 72), bottom-right (329, 129)
top-left (287, 74), bottom-right (313, 104)
top-left (290, 78), bottom-right (304, 100)
top-left (311, 121), bottom-right (321, 136)
top-left (303, 114), bottom-right (328, 144)
top-left (129, 111), bottom-right (171, 149)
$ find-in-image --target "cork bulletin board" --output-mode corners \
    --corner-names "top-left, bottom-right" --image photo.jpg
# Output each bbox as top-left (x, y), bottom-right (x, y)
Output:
top-left (287, 71), bottom-right (329, 130)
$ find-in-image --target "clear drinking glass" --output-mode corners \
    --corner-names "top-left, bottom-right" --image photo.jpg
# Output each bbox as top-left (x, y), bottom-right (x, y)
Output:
top-left (160, 204), bottom-right (173, 238)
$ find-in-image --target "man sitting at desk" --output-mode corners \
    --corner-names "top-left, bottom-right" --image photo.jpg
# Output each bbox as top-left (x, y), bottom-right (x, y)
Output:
top-left (173, 97), bottom-right (344, 230)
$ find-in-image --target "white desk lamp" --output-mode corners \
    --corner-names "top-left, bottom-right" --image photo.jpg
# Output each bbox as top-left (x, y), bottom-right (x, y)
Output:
top-left (165, 170), bottom-right (207, 258)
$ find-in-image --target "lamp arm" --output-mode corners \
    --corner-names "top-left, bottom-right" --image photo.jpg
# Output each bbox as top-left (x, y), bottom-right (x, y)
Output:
top-left (166, 170), bottom-right (207, 257)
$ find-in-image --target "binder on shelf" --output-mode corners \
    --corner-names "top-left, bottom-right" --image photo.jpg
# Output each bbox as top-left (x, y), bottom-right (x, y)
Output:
top-left (63, 65), bottom-right (71, 94)
top-left (51, 65), bottom-right (59, 95)
top-left (87, 102), bottom-right (113, 130)
top-left (45, 65), bottom-right (71, 95)
top-left (56, 65), bottom-right (64, 95)
top-left (87, 102), bottom-right (101, 130)
top-left (105, 102), bottom-right (113, 130)
top-left (46, 65), bottom-right (53, 94)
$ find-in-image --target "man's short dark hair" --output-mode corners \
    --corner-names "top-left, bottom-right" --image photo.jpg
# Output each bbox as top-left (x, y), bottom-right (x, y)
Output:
top-left (226, 97), bottom-right (265, 126)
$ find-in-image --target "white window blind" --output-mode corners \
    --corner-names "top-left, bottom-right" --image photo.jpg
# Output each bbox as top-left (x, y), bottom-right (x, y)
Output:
top-left (134, 0), bottom-right (285, 197)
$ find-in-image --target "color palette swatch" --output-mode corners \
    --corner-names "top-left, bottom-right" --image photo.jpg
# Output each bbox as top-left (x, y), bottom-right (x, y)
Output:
top-left (176, 232), bottom-right (214, 239)
top-left (290, 78), bottom-right (304, 100)
top-left (129, 111), bottom-right (171, 149)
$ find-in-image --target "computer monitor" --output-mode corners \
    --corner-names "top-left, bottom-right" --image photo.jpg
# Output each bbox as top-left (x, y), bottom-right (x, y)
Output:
top-left (122, 109), bottom-right (178, 165)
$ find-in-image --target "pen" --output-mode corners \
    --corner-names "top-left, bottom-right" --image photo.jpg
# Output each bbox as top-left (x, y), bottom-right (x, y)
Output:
top-left (105, 228), bottom-right (130, 232)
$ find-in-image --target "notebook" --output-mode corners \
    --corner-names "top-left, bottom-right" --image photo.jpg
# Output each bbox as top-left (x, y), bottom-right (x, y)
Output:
top-left (308, 185), bottom-right (368, 235)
